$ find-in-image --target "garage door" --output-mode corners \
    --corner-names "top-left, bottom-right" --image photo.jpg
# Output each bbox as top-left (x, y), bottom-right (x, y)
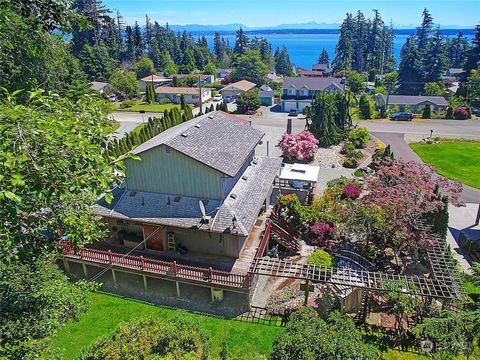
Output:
top-left (283, 101), bottom-right (297, 112)
top-left (297, 102), bottom-right (309, 112)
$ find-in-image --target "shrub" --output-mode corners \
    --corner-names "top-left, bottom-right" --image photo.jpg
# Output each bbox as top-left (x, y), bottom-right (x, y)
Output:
top-left (342, 183), bottom-right (362, 199)
top-left (422, 104), bottom-right (431, 119)
top-left (119, 99), bottom-right (135, 109)
top-left (236, 89), bottom-right (261, 114)
top-left (359, 94), bottom-right (372, 119)
top-left (309, 223), bottom-right (333, 246)
top-left (279, 131), bottom-right (319, 161)
top-left (343, 158), bottom-right (358, 168)
top-left (340, 141), bottom-right (355, 155)
top-left (159, 98), bottom-right (171, 104)
top-left (445, 106), bottom-right (454, 119)
top-left (347, 126), bottom-right (370, 148)
top-left (270, 308), bottom-right (377, 360)
top-left (266, 285), bottom-right (303, 315)
top-left (454, 107), bottom-right (470, 120)
top-left (307, 249), bottom-right (334, 266)
top-left (82, 316), bottom-right (208, 360)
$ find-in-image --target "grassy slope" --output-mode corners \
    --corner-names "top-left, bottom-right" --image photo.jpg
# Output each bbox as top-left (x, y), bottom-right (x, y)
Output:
top-left (410, 140), bottom-right (480, 189)
top-left (47, 292), bottom-right (282, 360)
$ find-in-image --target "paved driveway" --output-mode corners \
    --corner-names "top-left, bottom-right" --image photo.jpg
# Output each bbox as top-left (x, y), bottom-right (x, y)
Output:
top-left (372, 132), bottom-right (479, 203)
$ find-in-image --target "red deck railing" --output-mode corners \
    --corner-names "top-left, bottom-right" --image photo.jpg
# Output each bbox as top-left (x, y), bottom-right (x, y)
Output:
top-left (60, 241), bottom-right (251, 289)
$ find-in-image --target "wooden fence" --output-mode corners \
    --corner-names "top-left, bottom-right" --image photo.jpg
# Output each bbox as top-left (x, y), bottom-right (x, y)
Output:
top-left (61, 241), bottom-right (251, 289)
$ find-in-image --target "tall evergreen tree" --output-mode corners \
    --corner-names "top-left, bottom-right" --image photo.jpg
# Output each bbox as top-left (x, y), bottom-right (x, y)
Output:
top-left (464, 24), bottom-right (480, 76)
top-left (446, 32), bottom-right (470, 68)
top-left (234, 28), bottom-right (249, 56)
top-left (133, 21), bottom-right (144, 59)
top-left (424, 28), bottom-right (448, 83)
top-left (318, 48), bottom-right (330, 65)
top-left (398, 37), bottom-right (422, 95)
top-left (213, 32), bottom-right (224, 60)
top-left (332, 13), bottom-right (355, 73)
top-left (274, 46), bottom-right (293, 76)
top-left (352, 10), bottom-right (368, 72)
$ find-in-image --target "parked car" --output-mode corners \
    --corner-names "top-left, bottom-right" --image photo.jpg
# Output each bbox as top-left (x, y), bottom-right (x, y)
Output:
top-left (108, 94), bottom-right (117, 102)
top-left (390, 112), bottom-right (413, 121)
top-left (213, 94), bottom-right (223, 102)
top-left (288, 108), bottom-right (299, 117)
top-left (223, 95), bottom-right (236, 103)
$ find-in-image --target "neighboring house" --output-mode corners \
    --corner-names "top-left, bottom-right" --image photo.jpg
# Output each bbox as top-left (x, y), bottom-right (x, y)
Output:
top-left (139, 75), bottom-right (171, 92)
top-left (89, 81), bottom-right (111, 94)
top-left (297, 68), bottom-right (325, 78)
top-left (170, 74), bottom-right (215, 85)
top-left (281, 77), bottom-right (345, 112)
top-left (444, 68), bottom-right (465, 79)
top-left (155, 87), bottom-right (212, 105)
top-left (259, 85), bottom-right (275, 106)
top-left (220, 80), bottom-right (256, 97)
top-left (267, 71), bottom-right (282, 83)
top-left (217, 68), bottom-right (232, 80)
top-left (375, 94), bottom-right (449, 112)
top-left (64, 111), bottom-right (282, 307)
top-left (312, 63), bottom-right (333, 76)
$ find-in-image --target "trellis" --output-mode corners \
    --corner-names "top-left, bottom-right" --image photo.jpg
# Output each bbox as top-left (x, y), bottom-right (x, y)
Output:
top-left (249, 219), bottom-right (465, 300)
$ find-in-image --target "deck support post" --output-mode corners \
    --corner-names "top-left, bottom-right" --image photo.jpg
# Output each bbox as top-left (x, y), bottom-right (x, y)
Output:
top-left (82, 263), bottom-right (88, 278)
top-left (111, 269), bottom-right (117, 287)
top-left (176, 281), bottom-right (181, 297)
top-left (211, 287), bottom-right (215, 302)
top-left (63, 258), bottom-right (70, 272)
top-left (143, 275), bottom-right (148, 291)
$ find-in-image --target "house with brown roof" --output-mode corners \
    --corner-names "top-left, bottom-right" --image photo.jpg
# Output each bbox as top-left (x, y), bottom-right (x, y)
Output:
top-left (155, 87), bottom-right (212, 105)
top-left (220, 80), bottom-right (256, 98)
top-left (139, 75), bottom-right (171, 91)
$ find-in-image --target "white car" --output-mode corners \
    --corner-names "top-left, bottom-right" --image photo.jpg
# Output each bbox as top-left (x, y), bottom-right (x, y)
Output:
top-left (108, 94), bottom-right (117, 102)
top-left (213, 94), bottom-right (223, 102)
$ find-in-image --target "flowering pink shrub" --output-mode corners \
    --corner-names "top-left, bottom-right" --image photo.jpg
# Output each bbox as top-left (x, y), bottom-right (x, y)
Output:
top-left (309, 221), bottom-right (332, 245)
top-left (342, 183), bottom-right (362, 199)
top-left (279, 131), bottom-right (319, 161)
top-left (453, 107), bottom-right (470, 120)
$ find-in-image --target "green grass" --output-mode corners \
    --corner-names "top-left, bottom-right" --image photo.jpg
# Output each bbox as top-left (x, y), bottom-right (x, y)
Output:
top-left (103, 120), bottom-right (120, 135)
top-left (410, 140), bottom-right (480, 189)
top-left (129, 102), bottom-right (182, 112)
top-left (46, 292), bottom-right (283, 360)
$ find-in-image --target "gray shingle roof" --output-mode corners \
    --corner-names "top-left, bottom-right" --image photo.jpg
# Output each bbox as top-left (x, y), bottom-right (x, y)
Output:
top-left (283, 77), bottom-right (344, 91)
top-left (312, 63), bottom-right (331, 71)
top-left (131, 111), bottom-right (264, 177)
top-left (381, 95), bottom-right (448, 106)
top-left (94, 157), bottom-right (281, 236)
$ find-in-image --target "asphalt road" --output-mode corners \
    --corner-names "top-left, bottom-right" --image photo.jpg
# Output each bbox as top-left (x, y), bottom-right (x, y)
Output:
top-left (372, 132), bottom-right (479, 203)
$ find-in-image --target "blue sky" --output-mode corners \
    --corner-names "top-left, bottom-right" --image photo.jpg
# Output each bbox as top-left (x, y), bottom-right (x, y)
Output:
top-left (102, 0), bottom-right (479, 27)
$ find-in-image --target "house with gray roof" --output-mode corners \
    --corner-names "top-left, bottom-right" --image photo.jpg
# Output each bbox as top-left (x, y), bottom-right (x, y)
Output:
top-left (281, 77), bottom-right (345, 112)
top-left (375, 94), bottom-right (448, 112)
top-left (94, 111), bottom-right (281, 260)
top-left (259, 85), bottom-right (275, 106)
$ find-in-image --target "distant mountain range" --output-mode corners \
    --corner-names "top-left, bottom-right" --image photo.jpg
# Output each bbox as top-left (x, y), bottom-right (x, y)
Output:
top-left (167, 21), bottom-right (476, 35)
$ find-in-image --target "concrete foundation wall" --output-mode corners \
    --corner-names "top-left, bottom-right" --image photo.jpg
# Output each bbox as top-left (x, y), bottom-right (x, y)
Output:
top-left (60, 259), bottom-right (250, 317)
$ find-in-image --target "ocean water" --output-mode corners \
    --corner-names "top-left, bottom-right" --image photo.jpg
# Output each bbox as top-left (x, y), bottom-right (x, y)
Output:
top-left (204, 33), bottom-right (471, 70)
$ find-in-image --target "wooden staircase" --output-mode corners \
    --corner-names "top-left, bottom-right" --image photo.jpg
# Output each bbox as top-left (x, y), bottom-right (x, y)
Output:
top-left (269, 221), bottom-right (301, 253)
top-left (167, 232), bottom-right (176, 252)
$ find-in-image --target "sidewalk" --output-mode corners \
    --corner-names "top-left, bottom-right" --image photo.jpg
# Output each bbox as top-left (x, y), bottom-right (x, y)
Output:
top-left (447, 203), bottom-right (480, 273)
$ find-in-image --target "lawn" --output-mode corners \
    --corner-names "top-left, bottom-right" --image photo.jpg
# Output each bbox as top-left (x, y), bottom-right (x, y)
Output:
top-left (129, 102), bottom-right (182, 112)
top-left (46, 292), bottom-right (283, 360)
top-left (410, 140), bottom-right (480, 189)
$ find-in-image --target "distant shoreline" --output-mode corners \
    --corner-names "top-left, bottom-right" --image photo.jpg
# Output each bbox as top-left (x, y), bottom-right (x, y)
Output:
top-left (189, 28), bottom-right (475, 36)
